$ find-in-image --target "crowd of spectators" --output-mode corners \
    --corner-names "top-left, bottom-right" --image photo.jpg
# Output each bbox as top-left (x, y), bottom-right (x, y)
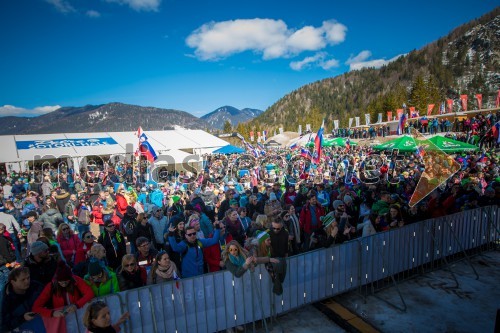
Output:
top-left (0, 118), bottom-right (499, 332)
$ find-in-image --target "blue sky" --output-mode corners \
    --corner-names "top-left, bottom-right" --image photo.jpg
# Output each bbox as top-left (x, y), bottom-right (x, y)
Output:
top-left (0, 0), bottom-right (498, 118)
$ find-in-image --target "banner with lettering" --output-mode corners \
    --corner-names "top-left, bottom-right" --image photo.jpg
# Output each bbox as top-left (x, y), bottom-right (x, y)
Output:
top-left (447, 99), bottom-right (453, 113)
top-left (257, 131), bottom-right (261, 143)
top-left (16, 137), bottom-right (118, 150)
top-left (365, 114), bottom-right (370, 126)
top-left (250, 131), bottom-right (254, 142)
top-left (475, 94), bottom-right (482, 110)
top-left (427, 104), bottom-right (435, 116)
top-left (306, 124), bottom-right (311, 132)
top-left (333, 120), bottom-right (339, 129)
top-left (377, 113), bottom-right (382, 123)
top-left (348, 118), bottom-right (353, 128)
top-left (460, 95), bottom-right (468, 111)
top-left (387, 111), bottom-right (392, 122)
top-left (355, 117), bottom-right (360, 127)
top-left (298, 125), bottom-right (302, 135)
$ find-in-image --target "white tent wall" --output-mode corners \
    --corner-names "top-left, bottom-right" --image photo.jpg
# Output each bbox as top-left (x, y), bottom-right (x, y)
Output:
top-left (0, 130), bottom-right (227, 171)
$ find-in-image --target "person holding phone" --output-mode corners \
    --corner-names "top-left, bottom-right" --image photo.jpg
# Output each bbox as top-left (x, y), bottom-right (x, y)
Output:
top-left (1, 267), bottom-right (43, 331)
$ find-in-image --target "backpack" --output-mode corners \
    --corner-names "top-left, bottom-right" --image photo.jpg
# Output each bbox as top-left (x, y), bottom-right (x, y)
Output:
top-left (150, 189), bottom-right (164, 208)
top-left (181, 240), bottom-right (203, 258)
top-left (122, 218), bottom-right (136, 236)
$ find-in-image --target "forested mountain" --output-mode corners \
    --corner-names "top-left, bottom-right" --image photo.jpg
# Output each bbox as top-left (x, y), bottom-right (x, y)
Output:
top-left (244, 8), bottom-right (500, 136)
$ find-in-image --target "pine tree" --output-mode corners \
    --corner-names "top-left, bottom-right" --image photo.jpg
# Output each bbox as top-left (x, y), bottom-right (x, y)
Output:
top-left (223, 120), bottom-right (232, 134)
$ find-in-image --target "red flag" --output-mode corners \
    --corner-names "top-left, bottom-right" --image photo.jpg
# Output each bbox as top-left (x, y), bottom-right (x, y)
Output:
top-left (460, 95), bottom-right (468, 111)
top-left (396, 109), bottom-right (403, 120)
top-left (427, 104), bottom-right (435, 116)
top-left (250, 131), bottom-right (254, 142)
top-left (446, 99), bottom-right (453, 113)
top-left (475, 94), bottom-right (482, 110)
top-left (312, 120), bottom-right (324, 164)
top-left (387, 111), bottom-right (392, 122)
top-left (409, 106), bottom-right (416, 118)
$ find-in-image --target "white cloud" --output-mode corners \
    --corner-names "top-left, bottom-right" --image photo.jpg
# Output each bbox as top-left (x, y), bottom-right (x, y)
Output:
top-left (45, 0), bottom-right (76, 13)
top-left (0, 105), bottom-right (61, 117)
top-left (346, 50), bottom-right (404, 70)
top-left (86, 10), bottom-right (101, 18)
top-left (290, 52), bottom-right (339, 71)
top-left (105, 0), bottom-right (161, 12)
top-left (186, 18), bottom-right (347, 61)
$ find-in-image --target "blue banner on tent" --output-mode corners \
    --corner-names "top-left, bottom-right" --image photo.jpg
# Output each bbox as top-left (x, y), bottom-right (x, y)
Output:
top-left (16, 138), bottom-right (119, 150)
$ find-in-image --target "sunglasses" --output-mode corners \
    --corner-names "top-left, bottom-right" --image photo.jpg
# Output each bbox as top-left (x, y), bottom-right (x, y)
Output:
top-left (186, 233), bottom-right (196, 237)
top-left (84, 235), bottom-right (94, 239)
top-left (62, 228), bottom-right (69, 231)
top-left (124, 263), bottom-right (136, 268)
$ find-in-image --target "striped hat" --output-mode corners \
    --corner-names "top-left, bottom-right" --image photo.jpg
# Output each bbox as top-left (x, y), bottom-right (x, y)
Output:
top-left (321, 214), bottom-right (336, 229)
top-left (256, 230), bottom-right (270, 245)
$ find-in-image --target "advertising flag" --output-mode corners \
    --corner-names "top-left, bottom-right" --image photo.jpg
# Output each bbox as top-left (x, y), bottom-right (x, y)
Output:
top-left (250, 131), bottom-right (254, 142)
top-left (427, 104), bottom-right (435, 116)
top-left (387, 111), bottom-right (392, 122)
top-left (355, 117), bottom-right (360, 127)
top-left (365, 114), bottom-right (370, 125)
top-left (475, 94), bottom-right (482, 110)
top-left (496, 90), bottom-right (500, 108)
top-left (447, 99), bottom-right (453, 113)
top-left (348, 118), bottom-right (353, 128)
top-left (460, 95), bottom-right (468, 111)
top-left (397, 109), bottom-right (403, 120)
top-left (377, 113), bottom-right (383, 123)
top-left (334, 120), bottom-right (339, 130)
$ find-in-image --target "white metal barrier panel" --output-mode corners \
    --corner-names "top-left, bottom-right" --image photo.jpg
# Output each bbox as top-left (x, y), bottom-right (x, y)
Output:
top-left (7, 206), bottom-right (499, 333)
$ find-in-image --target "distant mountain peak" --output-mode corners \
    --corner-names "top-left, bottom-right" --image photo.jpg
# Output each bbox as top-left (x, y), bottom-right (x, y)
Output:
top-left (201, 106), bottom-right (263, 129)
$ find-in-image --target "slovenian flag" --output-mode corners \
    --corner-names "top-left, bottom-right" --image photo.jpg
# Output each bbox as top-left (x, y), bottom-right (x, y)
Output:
top-left (290, 142), bottom-right (298, 150)
top-left (312, 120), bottom-right (324, 164)
top-left (397, 113), bottom-right (407, 135)
top-left (300, 148), bottom-right (312, 160)
top-left (139, 140), bottom-right (158, 162)
top-left (345, 138), bottom-right (351, 152)
top-left (416, 145), bottom-right (425, 158)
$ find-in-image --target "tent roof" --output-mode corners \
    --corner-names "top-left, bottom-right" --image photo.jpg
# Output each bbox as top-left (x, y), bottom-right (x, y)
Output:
top-left (212, 145), bottom-right (245, 154)
top-left (0, 129), bottom-right (228, 163)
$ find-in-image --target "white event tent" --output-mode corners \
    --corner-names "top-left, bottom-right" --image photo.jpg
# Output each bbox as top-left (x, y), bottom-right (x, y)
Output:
top-left (0, 129), bottom-right (229, 173)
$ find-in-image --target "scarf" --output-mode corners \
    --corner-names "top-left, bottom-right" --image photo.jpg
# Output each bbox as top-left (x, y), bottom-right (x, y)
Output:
top-left (155, 263), bottom-right (176, 280)
top-left (228, 254), bottom-right (245, 267)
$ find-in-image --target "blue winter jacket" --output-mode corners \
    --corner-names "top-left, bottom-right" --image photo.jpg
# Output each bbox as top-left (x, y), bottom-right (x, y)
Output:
top-left (168, 229), bottom-right (220, 278)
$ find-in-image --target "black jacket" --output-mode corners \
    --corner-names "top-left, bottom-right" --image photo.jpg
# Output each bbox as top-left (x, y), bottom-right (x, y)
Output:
top-left (23, 255), bottom-right (58, 286)
top-left (1, 281), bottom-right (43, 331)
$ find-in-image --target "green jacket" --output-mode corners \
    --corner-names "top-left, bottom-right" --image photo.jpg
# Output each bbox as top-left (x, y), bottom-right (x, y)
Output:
top-left (84, 270), bottom-right (120, 297)
top-left (371, 200), bottom-right (390, 216)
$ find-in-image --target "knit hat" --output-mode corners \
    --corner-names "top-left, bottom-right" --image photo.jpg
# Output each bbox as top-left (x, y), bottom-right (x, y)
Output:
top-left (229, 199), bottom-right (238, 206)
top-left (88, 261), bottom-right (103, 276)
top-left (30, 241), bottom-right (49, 256)
top-left (343, 195), bottom-right (353, 205)
top-left (55, 261), bottom-right (73, 281)
top-left (269, 192), bottom-right (277, 201)
top-left (256, 230), bottom-right (270, 245)
top-left (172, 195), bottom-right (181, 203)
top-left (332, 200), bottom-right (344, 210)
top-left (23, 210), bottom-right (38, 219)
top-left (321, 214), bottom-right (335, 229)
top-left (135, 236), bottom-right (150, 247)
top-left (0, 203), bottom-right (4, 212)
top-left (126, 206), bottom-right (137, 216)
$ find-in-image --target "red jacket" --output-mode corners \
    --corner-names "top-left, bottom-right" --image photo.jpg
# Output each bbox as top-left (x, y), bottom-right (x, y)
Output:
top-left (91, 199), bottom-right (104, 225)
top-left (203, 234), bottom-right (233, 273)
top-left (74, 241), bottom-right (96, 265)
top-left (57, 233), bottom-right (81, 263)
top-left (32, 275), bottom-right (94, 317)
top-left (112, 194), bottom-right (128, 225)
top-left (299, 203), bottom-right (325, 234)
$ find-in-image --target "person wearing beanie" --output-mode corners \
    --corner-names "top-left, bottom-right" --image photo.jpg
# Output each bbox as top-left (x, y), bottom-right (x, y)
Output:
top-left (32, 261), bottom-right (94, 318)
top-left (264, 191), bottom-right (282, 225)
top-left (255, 230), bottom-right (285, 295)
top-left (23, 240), bottom-right (58, 286)
top-left (84, 260), bottom-right (120, 297)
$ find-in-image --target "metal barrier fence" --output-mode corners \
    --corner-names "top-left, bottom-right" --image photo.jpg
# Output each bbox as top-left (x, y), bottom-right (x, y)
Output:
top-left (4, 206), bottom-right (499, 332)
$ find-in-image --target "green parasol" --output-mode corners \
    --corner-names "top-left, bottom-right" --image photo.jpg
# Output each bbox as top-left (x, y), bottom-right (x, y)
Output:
top-left (426, 136), bottom-right (479, 152)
